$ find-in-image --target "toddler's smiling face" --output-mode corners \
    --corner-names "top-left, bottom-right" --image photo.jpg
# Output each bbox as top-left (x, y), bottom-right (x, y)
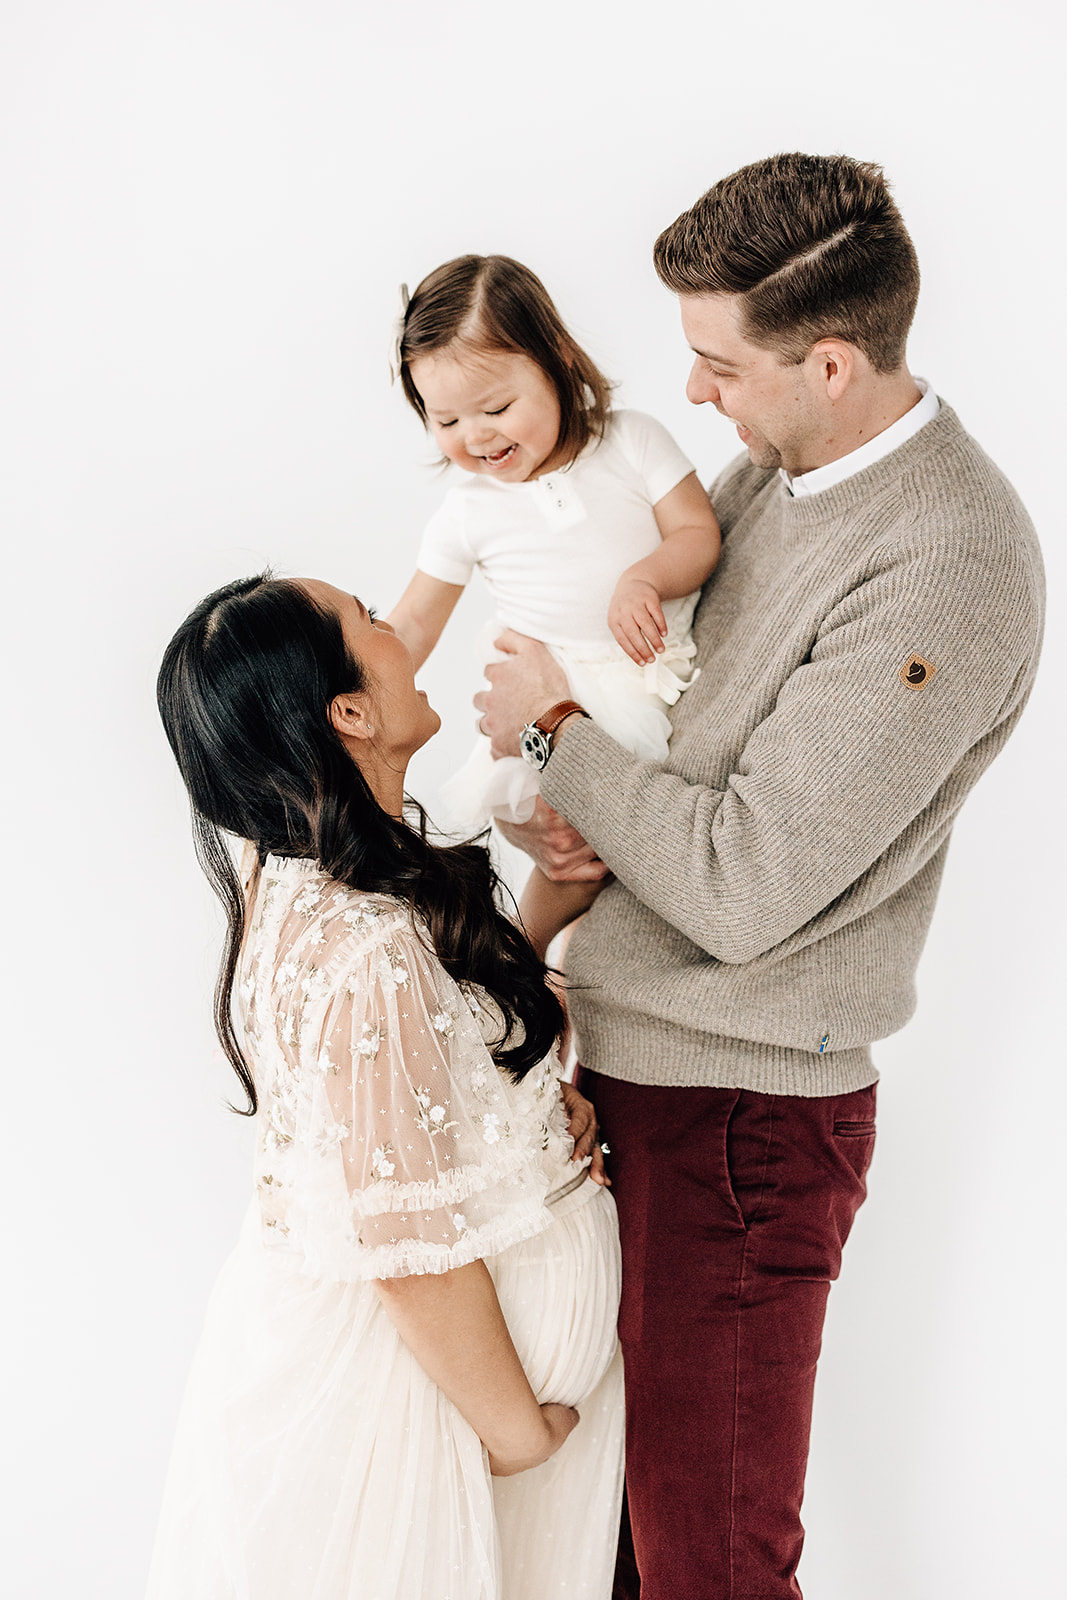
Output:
top-left (410, 347), bottom-right (565, 483)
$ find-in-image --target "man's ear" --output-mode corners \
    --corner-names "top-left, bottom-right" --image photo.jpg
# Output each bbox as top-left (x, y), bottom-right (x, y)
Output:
top-left (806, 338), bottom-right (858, 401)
top-left (328, 691), bottom-right (374, 744)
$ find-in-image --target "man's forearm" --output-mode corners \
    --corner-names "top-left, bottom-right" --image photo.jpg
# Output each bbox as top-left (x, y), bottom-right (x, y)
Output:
top-left (540, 603), bottom-right (1030, 967)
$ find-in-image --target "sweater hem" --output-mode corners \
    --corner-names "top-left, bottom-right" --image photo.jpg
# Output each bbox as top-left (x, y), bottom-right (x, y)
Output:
top-left (577, 1025), bottom-right (878, 1098)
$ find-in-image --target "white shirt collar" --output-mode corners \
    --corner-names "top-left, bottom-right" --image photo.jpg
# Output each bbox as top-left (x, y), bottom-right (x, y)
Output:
top-left (781, 378), bottom-right (940, 498)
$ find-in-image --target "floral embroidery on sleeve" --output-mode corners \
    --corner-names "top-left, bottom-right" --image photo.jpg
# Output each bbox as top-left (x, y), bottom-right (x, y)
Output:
top-left (294, 885), bottom-right (323, 918)
top-left (265, 1082), bottom-right (298, 1150)
top-left (371, 1143), bottom-right (396, 1179)
top-left (342, 899), bottom-right (385, 932)
top-left (413, 1086), bottom-right (458, 1137)
top-left (354, 1023), bottom-right (384, 1060)
top-left (382, 944), bottom-right (410, 988)
top-left (431, 1007), bottom-right (458, 1040)
top-left (244, 864), bottom-right (554, 1279)
top-left (312, 1117), bottom-right (351, 1156)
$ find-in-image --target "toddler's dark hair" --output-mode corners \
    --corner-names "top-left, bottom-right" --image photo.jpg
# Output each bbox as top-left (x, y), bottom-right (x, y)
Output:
top-left (399, 255), bottom-right (612, 466)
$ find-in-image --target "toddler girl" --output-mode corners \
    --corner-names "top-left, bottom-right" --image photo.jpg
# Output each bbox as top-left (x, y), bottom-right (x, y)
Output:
top-left (388, 254), bottom-right (721, 958)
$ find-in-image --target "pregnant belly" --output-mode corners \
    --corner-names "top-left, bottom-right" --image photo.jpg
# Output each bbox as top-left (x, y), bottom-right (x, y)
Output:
top-left (488, 1180), bottom-right (621, 1408)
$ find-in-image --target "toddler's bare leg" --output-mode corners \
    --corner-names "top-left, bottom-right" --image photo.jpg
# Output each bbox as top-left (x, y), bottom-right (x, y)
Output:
top-left (519, 867), bottom-right (601, 962)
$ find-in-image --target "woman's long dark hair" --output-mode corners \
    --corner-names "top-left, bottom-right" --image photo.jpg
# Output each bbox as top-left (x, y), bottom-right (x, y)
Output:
top-left (157, 575), bottom-right (564, 1113)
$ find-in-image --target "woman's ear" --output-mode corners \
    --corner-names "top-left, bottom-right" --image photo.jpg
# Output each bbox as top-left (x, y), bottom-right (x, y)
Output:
top-left (328, 691), bottom-right (374, 744)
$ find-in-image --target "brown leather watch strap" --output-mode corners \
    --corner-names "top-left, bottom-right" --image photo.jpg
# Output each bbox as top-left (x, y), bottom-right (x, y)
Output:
top-left (535, 699), bottom-right (589, 741)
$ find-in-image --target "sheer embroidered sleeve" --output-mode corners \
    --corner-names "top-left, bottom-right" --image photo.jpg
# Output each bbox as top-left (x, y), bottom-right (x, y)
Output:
top-left (249, 883), bottom-right (553, 1283)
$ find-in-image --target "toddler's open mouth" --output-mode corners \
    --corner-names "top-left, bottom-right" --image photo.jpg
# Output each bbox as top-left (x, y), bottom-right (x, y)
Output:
top-left (483, 444), bottom-right (517, 467)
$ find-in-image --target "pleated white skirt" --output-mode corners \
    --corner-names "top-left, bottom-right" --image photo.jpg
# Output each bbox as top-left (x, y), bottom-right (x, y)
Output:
top-left (146, 1178), bottom-right (623, 1600)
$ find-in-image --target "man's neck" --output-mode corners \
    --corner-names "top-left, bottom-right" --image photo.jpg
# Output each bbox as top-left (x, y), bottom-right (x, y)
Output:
top-left (783, 374), bottom-right (938, 499)
top-left (806, 368), bottom-right (923, 472)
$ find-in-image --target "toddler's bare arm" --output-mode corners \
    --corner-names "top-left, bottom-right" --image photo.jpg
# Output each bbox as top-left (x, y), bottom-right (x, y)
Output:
top-left (609, 471), bottom-right (722, 665)
top-left (387, 570), bottom-right (465, 671)
top-left (519, 867), bottom-right (604, 962)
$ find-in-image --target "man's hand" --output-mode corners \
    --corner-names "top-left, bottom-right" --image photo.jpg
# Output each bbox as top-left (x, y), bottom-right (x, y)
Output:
top-left (474, 630), bottom-right (608, 883)
top-left (473, 630), bottom-right (570, 758)
top-left (496, 797), bottom-right (610, 884)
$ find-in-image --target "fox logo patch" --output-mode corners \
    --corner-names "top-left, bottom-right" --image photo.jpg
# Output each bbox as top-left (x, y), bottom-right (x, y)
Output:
top-left (899, 653), bottom-right (936, 690)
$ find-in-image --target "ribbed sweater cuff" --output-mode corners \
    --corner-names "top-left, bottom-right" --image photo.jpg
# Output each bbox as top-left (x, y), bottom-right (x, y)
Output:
top-left (540, 717), bottom-right (634, 846)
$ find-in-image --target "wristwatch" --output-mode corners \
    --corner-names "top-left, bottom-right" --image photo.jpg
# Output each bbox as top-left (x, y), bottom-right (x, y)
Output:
top-left (519, 700), bottom-right (589, 771)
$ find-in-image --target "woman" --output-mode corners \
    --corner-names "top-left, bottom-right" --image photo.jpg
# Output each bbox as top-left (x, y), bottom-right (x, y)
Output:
top-left (147, 575), bottom-right (624, 1599)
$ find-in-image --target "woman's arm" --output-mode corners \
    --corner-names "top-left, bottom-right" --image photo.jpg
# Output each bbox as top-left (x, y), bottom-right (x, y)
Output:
top-left (608, 472), bottom-right (722, 664)
top-left (387, 569), bottom-right (466, 671)
top-left (375, 1261), bottom-right (578, 1475)
top-left (314, 922), bottom-right (579, 1476)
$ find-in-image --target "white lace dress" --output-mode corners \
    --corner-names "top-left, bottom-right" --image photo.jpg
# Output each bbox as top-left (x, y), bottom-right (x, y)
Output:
top-left (146, 855), bottom-right (624, 1600)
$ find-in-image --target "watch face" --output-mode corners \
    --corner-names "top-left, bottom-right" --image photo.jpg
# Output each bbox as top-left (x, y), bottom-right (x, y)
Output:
top-left (519, 723), bottom-right (551, 770)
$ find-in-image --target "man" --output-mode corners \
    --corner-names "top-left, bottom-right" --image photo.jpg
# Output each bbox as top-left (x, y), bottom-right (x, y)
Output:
top-left (476, 152), bottom-right (1044, 1599)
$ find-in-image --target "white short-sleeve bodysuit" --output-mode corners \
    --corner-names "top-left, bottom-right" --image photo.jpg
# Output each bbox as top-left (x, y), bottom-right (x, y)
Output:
top-left (416, 409), bottom-right (701, 828)
top-left (146, 856), bottom-right (624, 1600)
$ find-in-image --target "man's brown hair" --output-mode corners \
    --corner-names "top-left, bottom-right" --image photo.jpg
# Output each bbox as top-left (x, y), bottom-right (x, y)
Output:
top-left (653, 153), bottom-right (920, 373)
top-left (399, 255), bottom-right (612, 466)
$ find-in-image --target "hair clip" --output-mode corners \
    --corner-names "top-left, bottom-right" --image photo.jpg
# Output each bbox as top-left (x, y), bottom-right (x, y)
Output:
top-left (388, 282), bottom-right (411, 384)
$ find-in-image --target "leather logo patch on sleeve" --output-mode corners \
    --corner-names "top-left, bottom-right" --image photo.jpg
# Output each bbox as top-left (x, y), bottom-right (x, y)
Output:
top-left (899, 653), bottom-right (936, 690)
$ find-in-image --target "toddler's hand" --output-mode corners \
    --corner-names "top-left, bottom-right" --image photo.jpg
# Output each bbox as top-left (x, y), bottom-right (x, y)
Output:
top-left (608, 578), bottom-right (668, 665)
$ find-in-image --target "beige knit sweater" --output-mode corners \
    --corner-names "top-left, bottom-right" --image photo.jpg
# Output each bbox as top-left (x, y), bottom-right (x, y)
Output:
top-left (540, 404), bottom-right (1044, 1095)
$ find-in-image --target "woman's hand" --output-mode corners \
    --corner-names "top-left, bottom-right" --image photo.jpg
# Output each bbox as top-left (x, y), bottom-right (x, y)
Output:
top-left (560, 1078), bottom-right (610, 1186)
top-left (488, 1402), bottom-right (580, 1476)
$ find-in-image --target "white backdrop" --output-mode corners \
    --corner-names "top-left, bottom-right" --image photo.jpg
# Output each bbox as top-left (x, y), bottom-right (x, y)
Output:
top-left (3, 2), bottom-right (1064, 1596)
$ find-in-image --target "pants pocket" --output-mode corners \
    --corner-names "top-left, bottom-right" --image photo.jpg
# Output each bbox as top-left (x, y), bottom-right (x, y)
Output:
top-left (832, 1098), bottom-right (877, 1190)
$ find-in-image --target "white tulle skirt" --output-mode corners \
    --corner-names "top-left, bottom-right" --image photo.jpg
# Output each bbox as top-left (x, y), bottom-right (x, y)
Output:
top-left (145, 1177), bottom-right (623, 1600)
top-left (439, 613), bottom-right (700, 834)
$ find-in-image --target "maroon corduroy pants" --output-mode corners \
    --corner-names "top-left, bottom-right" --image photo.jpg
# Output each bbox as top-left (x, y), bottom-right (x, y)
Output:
top-left (580, 1069), bottom-right (877, 1600)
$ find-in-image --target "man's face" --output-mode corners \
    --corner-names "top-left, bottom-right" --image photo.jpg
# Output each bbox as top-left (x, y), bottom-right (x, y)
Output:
top-left (679, 294), bottom-right (825, 475)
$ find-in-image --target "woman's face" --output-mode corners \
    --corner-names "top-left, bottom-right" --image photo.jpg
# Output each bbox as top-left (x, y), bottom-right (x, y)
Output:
top-left (301, 579), bottom-right (440, 778)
